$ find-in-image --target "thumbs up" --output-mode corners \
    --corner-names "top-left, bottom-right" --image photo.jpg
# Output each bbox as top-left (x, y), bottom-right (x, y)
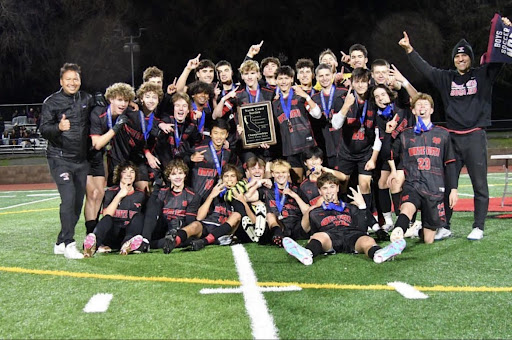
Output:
top-left (59, 114), bottom-right (70, 131)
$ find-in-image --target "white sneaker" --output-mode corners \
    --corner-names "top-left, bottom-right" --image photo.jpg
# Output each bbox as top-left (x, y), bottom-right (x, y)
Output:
top-left (54, 242), bottom-right (65, 255)
top-left (64, 242), bottom-right (84, 259)
top-left (390, 227), bottom-right (404, 242)
top-left (467, 228), bottom-right (484, 241)
top-left (405, 221), bottom-right (422, 238)
top-left (434, 227), bottom-right (452, 241)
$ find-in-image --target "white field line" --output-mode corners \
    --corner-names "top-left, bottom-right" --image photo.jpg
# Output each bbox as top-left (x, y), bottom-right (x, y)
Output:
top-left (388, 282), bottom-right (428, 299)
top-left (83, 293), bottom-right (113, 313)
top-left (231, 244), bottom-right (279, 340)
top-left (200, 285), bottom-right (302, 294)
top-left (0, 196), bottom-right (59, 210)
top-left (0, 190), bottom-right (57, 194)
top-left (0, 196), bottom-right (16, 198)
top-left (26, 193), bottom-right (60, 197)
top-left (458, 193), bottom-right (475, 197)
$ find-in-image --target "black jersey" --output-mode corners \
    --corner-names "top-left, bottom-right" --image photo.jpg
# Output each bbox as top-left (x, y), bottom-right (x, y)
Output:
top-left (312, 87), bottom-right (347, 157)
top-left (203, 196), bottom-right (245, 225)
top-left (340, 97), bottom-right (377, 156)
top-left (150, 186), bottom-right (200, 226)
top-left (272, 91), bottom-right (316, 156)
top-left (309, 204), bottom-right (368, 234)
top-left (110, 109), bottom-right (157, 165)
top-left (265, 183), bottom-right (303, 234)
top-left (187, 139), bottom-right (240, 199)
top-left (394, 126), bottom-right (456, 199)
top-left (192, 102), bottom-right (213, 140)
top-left (299, 178), bottom-right (321, 206)
top-left (155, 117), bottom-right (200, 168)
top-left (103, 187), bottom-right (146, 226)
top-left (87, 106), bottom-right (109, 165)
top-left (375, 106), bottom-right (414, 160)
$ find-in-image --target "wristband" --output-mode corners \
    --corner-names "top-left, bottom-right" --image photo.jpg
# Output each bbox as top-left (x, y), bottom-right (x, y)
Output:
top-left (305, 95), bottom-right (311, 102)
top-left (402, 79), bottom-right (409, 87)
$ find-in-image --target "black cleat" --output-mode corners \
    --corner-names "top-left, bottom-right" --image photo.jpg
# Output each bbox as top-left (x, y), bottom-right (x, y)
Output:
top-left (163, 230), bottom-right (177, 254)
top-left (272, 235), bottom-right (283, 247)
top-left (190, 238), bottom-right (206, 251)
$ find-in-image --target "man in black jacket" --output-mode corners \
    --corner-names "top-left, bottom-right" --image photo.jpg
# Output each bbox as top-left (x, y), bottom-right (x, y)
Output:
top-left (40, 63), bottom-right (94, 259)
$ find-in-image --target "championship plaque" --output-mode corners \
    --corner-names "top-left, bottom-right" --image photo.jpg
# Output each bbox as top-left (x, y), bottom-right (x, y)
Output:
top-left (238, 101), bottom-right (277, 149)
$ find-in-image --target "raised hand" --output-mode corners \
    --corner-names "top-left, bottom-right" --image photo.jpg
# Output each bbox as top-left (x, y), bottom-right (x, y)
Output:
top-left (398, 31), bottom-right (413, 53)
top-left (340, 50), bottom-right (350, 64)
top-left (167, 77), bottom-right (177, 95)
top-left (186, 54), bottom-right (201, 71)
top-left (59, 114), bottom-right (70, 131)
top-left (247, 40), bottom-right (264, 58)
top-left (191, 149), bottom-right (207, 162)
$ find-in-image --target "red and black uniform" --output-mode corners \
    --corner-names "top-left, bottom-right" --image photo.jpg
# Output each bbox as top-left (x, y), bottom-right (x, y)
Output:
top-left (337, 96), bottom-right (377, 176)
top-left (108, 109), bottom-right (157, 185)
top-left (265, 183), bottom-right (308, 240)
top-left (311, 86), bottom-right (347, 165)
top-left (200, 196), bottom-right (247, 235)
top-left (155, 116), bottom-right (200, 168)
top-left (94, 186), bottom-right (146, 249)
top-left (184, 138), bottom-right (240, 200)
top-left (309, 203), bottom-right (369, 253)
top-left (272, 91), bottom-right (317, 166)
top-left (141, 185), bottom-right (201, 247)
top-left (382, 125), bottom-right (456, 229)
top-left (299, 178), bottom-right (321, 206)
top-left (192, 102), bottom-right (213, 141)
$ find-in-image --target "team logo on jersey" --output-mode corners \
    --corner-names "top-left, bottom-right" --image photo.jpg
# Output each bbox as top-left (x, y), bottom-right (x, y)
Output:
top-left (59, 172), bottom-right (70, 181)
top-left (433, 137), bottom-right (441, 144)
top-left (182, 201), bottom-right (188, 207)
top-left (134, 203), bottom-right (141, 208)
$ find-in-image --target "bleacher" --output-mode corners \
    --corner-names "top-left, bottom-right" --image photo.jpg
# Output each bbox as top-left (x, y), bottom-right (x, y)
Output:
top-left (0, 139), bottom-right (47, 155)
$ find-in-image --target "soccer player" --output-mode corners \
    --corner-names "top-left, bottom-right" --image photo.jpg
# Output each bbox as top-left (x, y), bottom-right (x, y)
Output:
top-left (176, 54), bottom-right (216, 93)
top-left (272, 65), bottom-right (321, 182)
top-left (85, 83), bottom-right (133, 234)
top-left (399, 22), bottom-right (510, 240)
top-left (142, 66), bottom-right (177, 118)
top-left (283, 172), bottom-right (406, 266)
top-left (187, 80), bottom-right (215, 137)
top-left (162, 164), bottom-right (256, 252)
top-left (383, 93), bottom-right (458, 244)
top-left (40, 63), bottom-right (94, 259)
top-left (83, 162), bottom-right (146, 257)
top-left (265, 160), bottom-right (311, 246)
top-left (215, 60), bottom-right (237, 102)
top-left (295, 58), bottom-right (316, 95)
top-left (137, 159), bottom-right (201, 253)
top-left (370, 59), bottom-right (417, 109)
top-left (340, 43), bottom-right (369, 70)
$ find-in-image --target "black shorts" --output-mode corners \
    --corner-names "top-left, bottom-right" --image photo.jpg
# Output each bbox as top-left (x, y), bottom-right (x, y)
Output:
top-left (200, 221), bottom-right (221, 237)
top-left (327, 156), bottom-right (342, 172)
top-left (88, 159), bottom-right (105, 177)
top-left (286, 154), bottom-right (303, 168)
top-left (338, 152), bottom-right (373, 176)
top-left (279, 218), bottom-right (309, 240)
top-left (401, 184), bottom-right (446, 230)
top-left (324, 227), bottom-right (367, 253)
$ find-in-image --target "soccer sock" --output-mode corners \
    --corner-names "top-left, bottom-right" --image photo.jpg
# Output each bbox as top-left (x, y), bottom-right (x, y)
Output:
top-left (378, 189), bottom-right (392, 213)
top-left (368, 245), bottom-right (381, 259)
top-left (207, 222), bottom-right (232, 244)
top-left (411, 211), bottom-right (417, 223)
top-left (395, 214), bottom-right (410, 233)
top-left (85, 220), bottom-right (97, 234)
top-left (175, 229), bottom-right (188, 247)
top-left (305, 239), bottom-right (323, 258)
top-left (418, 227), bottom-right (424, 241)
top-left (362, 193), bottom-right (373, 212)
top-left (271, 225), bottom-right (284, 238)
top-left (391, 192), bottom-right (402, 216)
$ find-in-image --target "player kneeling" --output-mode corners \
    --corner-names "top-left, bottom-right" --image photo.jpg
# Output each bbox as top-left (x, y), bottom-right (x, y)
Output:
top-left (283, 173), bottom-right (406, 265)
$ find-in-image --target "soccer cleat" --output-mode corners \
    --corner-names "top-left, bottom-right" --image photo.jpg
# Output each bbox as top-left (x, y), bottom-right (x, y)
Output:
top-left (120, 235), bottom-right (143, 255)
top-left (253, 204), bottom-right (267, 237)
top-left (96, 246), bottom-right (112, 253)
top-left (405, 221), bottom-right (422, 238)
top-left (190, 238), bottom-right (206, 251)
top-left (54, 242), bottom-right (65, 255)
top-left (390, 227), bottom-right (404, 242)
top-left (373, 239), bottom-right (406, 264)
top-left (272, 235), bottom-right (283, 247)
top-left (137, 238), bottom-right (150, 253)
top-left (283, 237), bottom-right (313, 266)
top-left (467, 227), bottom-right (484, 241)
top-left (64, 242), bottom-right (84, 259)
top-left (434, 227), bottom-right (452, 241)
top-left (83, 233), bottom-right (97, 258)
top-left (163, 230), bottom-right (177, 254)
top-left (242, 216), bottom-right (259, 242)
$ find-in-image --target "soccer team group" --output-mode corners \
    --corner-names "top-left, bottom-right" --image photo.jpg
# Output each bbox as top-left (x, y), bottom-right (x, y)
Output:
top-left (40, 21), bottom-right (509, 265)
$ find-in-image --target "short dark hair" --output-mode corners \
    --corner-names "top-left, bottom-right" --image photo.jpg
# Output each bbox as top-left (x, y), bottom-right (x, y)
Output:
top-left (370, 84), bottom-right (397, 105)
top-left (349, 44), bottom-right (368, 58)
top-left (112, 161), bottom-right (138, 184)
top-left (261, 57), bottom-right (281, 70)
top-left (275, 65), bottom-right (295, 78)
top-left (315, 63), bottom-right (332, 75)
top-left (222, 163), bottom-right (243, 181)
top-left (351, 67), bottom-right (371, 83)
top-left (245, 156), bottom-right (266, 170)
top-left (210, 118), bottom-right (230, 132)
top-left (215, 60), bottom-right (232, 71)
top-left (295, 58), bottom-right (315, 72)
top-left (187, 81), bottom-right (214, 98)
top-left (316, 172), bottom-right (339, 189)
top-left (302, 147), bottom-right (324, 164)
top-left (196, 59), bottom-right (215, 73)
top-left (371, 59), bottom-right (390, 71)
top-left (60, 63), bottom-right (81, 78)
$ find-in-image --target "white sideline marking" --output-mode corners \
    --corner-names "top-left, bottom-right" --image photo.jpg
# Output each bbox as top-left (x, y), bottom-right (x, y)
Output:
top-left (26, 193), bottom-right (59, 197)
top-left (458, 193), bottom-right (474, 197)
top-left (0, 197), bottom-right (59, 210)
top-left (0, 196), bottom-right (16, 198)
top-left (0, 196), bottom-right (59, 210)
top-left (388, 281), bottom-right (428, 299)
top-left (83, 293), bottom-right (113, 313)
top-left (200, 285), bottom-right (302, 294)
top-left (230, 244), bottom-right (279, 339)
top-left (0, 190), bottom-right (57, 194)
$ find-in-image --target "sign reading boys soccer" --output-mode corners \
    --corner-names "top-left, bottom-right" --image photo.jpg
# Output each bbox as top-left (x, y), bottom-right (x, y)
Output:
top-left (482, 13), bottom-right (512, 64)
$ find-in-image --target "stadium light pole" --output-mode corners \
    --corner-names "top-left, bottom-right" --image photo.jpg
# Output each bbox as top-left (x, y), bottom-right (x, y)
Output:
top-left (122, 28), bottom-right (146, 88)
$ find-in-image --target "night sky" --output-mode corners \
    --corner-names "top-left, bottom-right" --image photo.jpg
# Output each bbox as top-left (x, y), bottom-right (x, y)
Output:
top-left (1, 0), bottom-right (511, 122)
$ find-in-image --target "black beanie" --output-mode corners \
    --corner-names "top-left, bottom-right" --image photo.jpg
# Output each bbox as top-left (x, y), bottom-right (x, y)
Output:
top-left (452, 39), bottom-right (474, 62)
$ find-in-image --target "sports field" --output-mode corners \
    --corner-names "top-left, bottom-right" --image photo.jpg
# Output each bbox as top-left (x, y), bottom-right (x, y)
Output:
top-left (1, 173), bottom-right (511, 339)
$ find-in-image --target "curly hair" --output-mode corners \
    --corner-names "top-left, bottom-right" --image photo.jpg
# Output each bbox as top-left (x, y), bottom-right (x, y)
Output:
top-left (105, 83), bottom-right (135, 102)
top-left (142, 66), bottom-right (164, 82)
top-left (112, 161), bottom-right (138, 184)
top-left (163, 159), bottom-right (189, 181)
top-left (136, 82), bottom-right (164, 101)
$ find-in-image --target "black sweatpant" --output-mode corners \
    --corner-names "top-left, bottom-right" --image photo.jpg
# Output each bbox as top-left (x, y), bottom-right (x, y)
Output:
top-left (94, 214), bottom-right (144, 249)
top-left (48, 158), bottom-right (89, 245)
top-left (445, 130), bottom-right (488, 230)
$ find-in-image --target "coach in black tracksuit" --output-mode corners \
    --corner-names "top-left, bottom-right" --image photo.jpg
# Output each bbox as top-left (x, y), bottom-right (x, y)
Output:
top-left (40, 63), bottom-right (94, 258)
top-left (399, 31), bottom-right (504, 240)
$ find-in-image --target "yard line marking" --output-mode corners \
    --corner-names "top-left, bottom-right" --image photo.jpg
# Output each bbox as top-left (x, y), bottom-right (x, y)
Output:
top-left (26, 193), bottom-right (59, 197)
top-left (83, 293), bottom-right (113, 313)
top-left (0, 190), bottom-right (57, 194)
top-left (458, 193), bottom-right (474, 197)
top-left (0, 196), bottom-right (16, 198)
top-left (0, 207), bottom-right (58, 215)
top-left (2, 266), bottom-right (512, 293)
top-left (231, 244), bottom-right (279, 340)
top-left (0, 196), bottom-right (59, 210)
top-left (200, 285), bottom-right (302, 294)
top-left (388, 281), bottom-right (428, 299)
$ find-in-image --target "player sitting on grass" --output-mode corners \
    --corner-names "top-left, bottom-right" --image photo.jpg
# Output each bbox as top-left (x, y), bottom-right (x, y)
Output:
top-left (283, 172), bottom-right (406, 265)
top-left (83, 162), bottom-right (146, 257)
top-left (161, 164), bottom-right (256, 253)
top-left (383, 93), bottom-right (458, 244)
